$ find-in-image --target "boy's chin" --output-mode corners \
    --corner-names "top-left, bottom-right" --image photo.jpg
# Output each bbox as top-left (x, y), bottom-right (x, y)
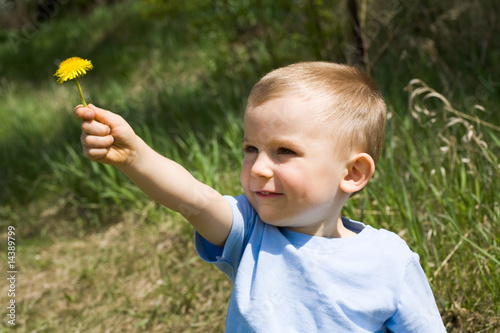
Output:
top-left (256, 212), bottom-right (291, 227)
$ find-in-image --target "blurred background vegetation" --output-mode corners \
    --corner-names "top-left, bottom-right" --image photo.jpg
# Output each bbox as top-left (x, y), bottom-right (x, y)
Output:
top-left (0, 0), bottom-right (499, 331)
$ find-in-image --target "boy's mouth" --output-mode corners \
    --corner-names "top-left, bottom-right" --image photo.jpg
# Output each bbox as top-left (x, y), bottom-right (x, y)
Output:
top-left (255, 191), bottom-right (283, 198)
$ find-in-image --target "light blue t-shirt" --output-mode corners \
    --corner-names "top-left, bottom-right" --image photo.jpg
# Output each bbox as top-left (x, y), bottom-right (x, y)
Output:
top-left (195, 195), bottom-right (446, 332)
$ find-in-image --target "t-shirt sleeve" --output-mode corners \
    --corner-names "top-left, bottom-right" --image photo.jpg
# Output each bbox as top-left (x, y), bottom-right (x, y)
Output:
top-left (385, 253), bottom-right (446, 332)
top-left (194, 195), bottom-right (252, 282)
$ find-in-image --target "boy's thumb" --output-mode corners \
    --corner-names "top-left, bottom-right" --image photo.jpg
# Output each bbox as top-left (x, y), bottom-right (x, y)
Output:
top-left (88, 104), bottom-right (123, 127)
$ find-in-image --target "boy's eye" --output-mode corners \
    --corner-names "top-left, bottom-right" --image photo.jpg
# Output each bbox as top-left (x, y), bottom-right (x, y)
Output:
top-left (277, 147), bottom-right (296, 155)
top-left (243, 145), bottom-right (258, 154)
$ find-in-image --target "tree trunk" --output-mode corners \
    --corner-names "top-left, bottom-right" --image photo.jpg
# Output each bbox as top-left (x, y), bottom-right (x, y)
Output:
top-left (347, 0), bottom-right (366, 70)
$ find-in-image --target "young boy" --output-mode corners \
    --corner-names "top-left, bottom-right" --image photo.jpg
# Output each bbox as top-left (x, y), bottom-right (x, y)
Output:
top-left (73, 62), bottom-right (446, 332)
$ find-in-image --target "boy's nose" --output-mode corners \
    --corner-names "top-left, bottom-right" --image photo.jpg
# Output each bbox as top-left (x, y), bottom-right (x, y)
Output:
top-left (251, 153), bottom-right (274, 179)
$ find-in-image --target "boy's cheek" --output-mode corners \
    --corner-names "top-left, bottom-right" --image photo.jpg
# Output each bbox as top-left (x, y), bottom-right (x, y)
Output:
top-left (240, 174), bottom-right (251, 195)
top-left (240, 161), bottom-right (251, 183)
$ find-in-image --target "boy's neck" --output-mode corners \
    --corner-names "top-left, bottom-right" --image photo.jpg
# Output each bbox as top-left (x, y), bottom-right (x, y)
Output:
top-left (285, 216), bottom-right (357, 239)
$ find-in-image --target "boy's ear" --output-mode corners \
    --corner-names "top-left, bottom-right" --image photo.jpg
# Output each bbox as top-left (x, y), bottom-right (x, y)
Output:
top-left (339, 153), bottom-right (375, 194)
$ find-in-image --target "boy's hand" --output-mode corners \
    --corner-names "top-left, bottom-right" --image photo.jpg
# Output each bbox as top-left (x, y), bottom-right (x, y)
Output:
top-left (73, 104), bottom-right (138, 166)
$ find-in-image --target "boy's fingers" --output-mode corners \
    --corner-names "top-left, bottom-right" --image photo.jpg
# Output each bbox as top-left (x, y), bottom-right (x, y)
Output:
top-left (83, 146), bottom-right (109, 161)
top-left (73, 104), bottom-right (94, 120)
top-left (81, 132), bottom-right (114, 149)
top-left (81, 120), bottom-right (111, 136)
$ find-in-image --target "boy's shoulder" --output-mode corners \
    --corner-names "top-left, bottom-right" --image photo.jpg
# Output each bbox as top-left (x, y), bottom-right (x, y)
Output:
top-left (343, 218), bottom-right (417, 263)
top-left (363, 222), bottom-right (411, 246)
top-left (227, 194), bottom-right (253, 211)
top-left (373, 226), bottom-right (413, 252)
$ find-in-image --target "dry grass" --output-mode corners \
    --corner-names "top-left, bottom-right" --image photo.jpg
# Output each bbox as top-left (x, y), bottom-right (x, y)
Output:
top-left (0, 202), bottom-right (231, 332)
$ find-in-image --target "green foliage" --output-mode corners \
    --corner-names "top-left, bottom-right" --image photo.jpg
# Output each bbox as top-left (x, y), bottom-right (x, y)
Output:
top-left (0, 0), bottom-right (499, 331)
top-left (345, 80), bottom-right (500, 323)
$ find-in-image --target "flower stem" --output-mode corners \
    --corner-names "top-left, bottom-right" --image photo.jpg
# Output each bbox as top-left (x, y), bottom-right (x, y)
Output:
top-left (74, 78), bottom-right (87, 107)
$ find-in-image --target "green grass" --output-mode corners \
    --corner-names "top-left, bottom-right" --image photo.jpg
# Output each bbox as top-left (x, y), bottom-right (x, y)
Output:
top-left (0, 0), bottom-right (499, 331)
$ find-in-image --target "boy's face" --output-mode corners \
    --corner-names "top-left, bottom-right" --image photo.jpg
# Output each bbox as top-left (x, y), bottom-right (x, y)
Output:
top-left (240, 95), bottom-right (350, 235)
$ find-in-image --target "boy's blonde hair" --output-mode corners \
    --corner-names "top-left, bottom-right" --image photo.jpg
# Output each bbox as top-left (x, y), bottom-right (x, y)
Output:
top-left (246, 62), bottom-right (386, 163)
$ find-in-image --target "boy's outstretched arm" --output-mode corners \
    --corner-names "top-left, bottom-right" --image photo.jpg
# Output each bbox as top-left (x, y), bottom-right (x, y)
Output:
top-left (73, 104), bottom-right (233, 247)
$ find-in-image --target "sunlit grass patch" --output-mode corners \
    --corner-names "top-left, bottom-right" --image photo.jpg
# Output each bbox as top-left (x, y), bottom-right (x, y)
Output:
top-left (4, 209), bottom-right (230, 332)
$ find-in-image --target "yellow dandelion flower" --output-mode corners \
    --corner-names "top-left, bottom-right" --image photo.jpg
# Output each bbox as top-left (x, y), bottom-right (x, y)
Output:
top-left (54, 57), bottom-right (93, 84)
top-left (54, 57), bottom-right (93, 107)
